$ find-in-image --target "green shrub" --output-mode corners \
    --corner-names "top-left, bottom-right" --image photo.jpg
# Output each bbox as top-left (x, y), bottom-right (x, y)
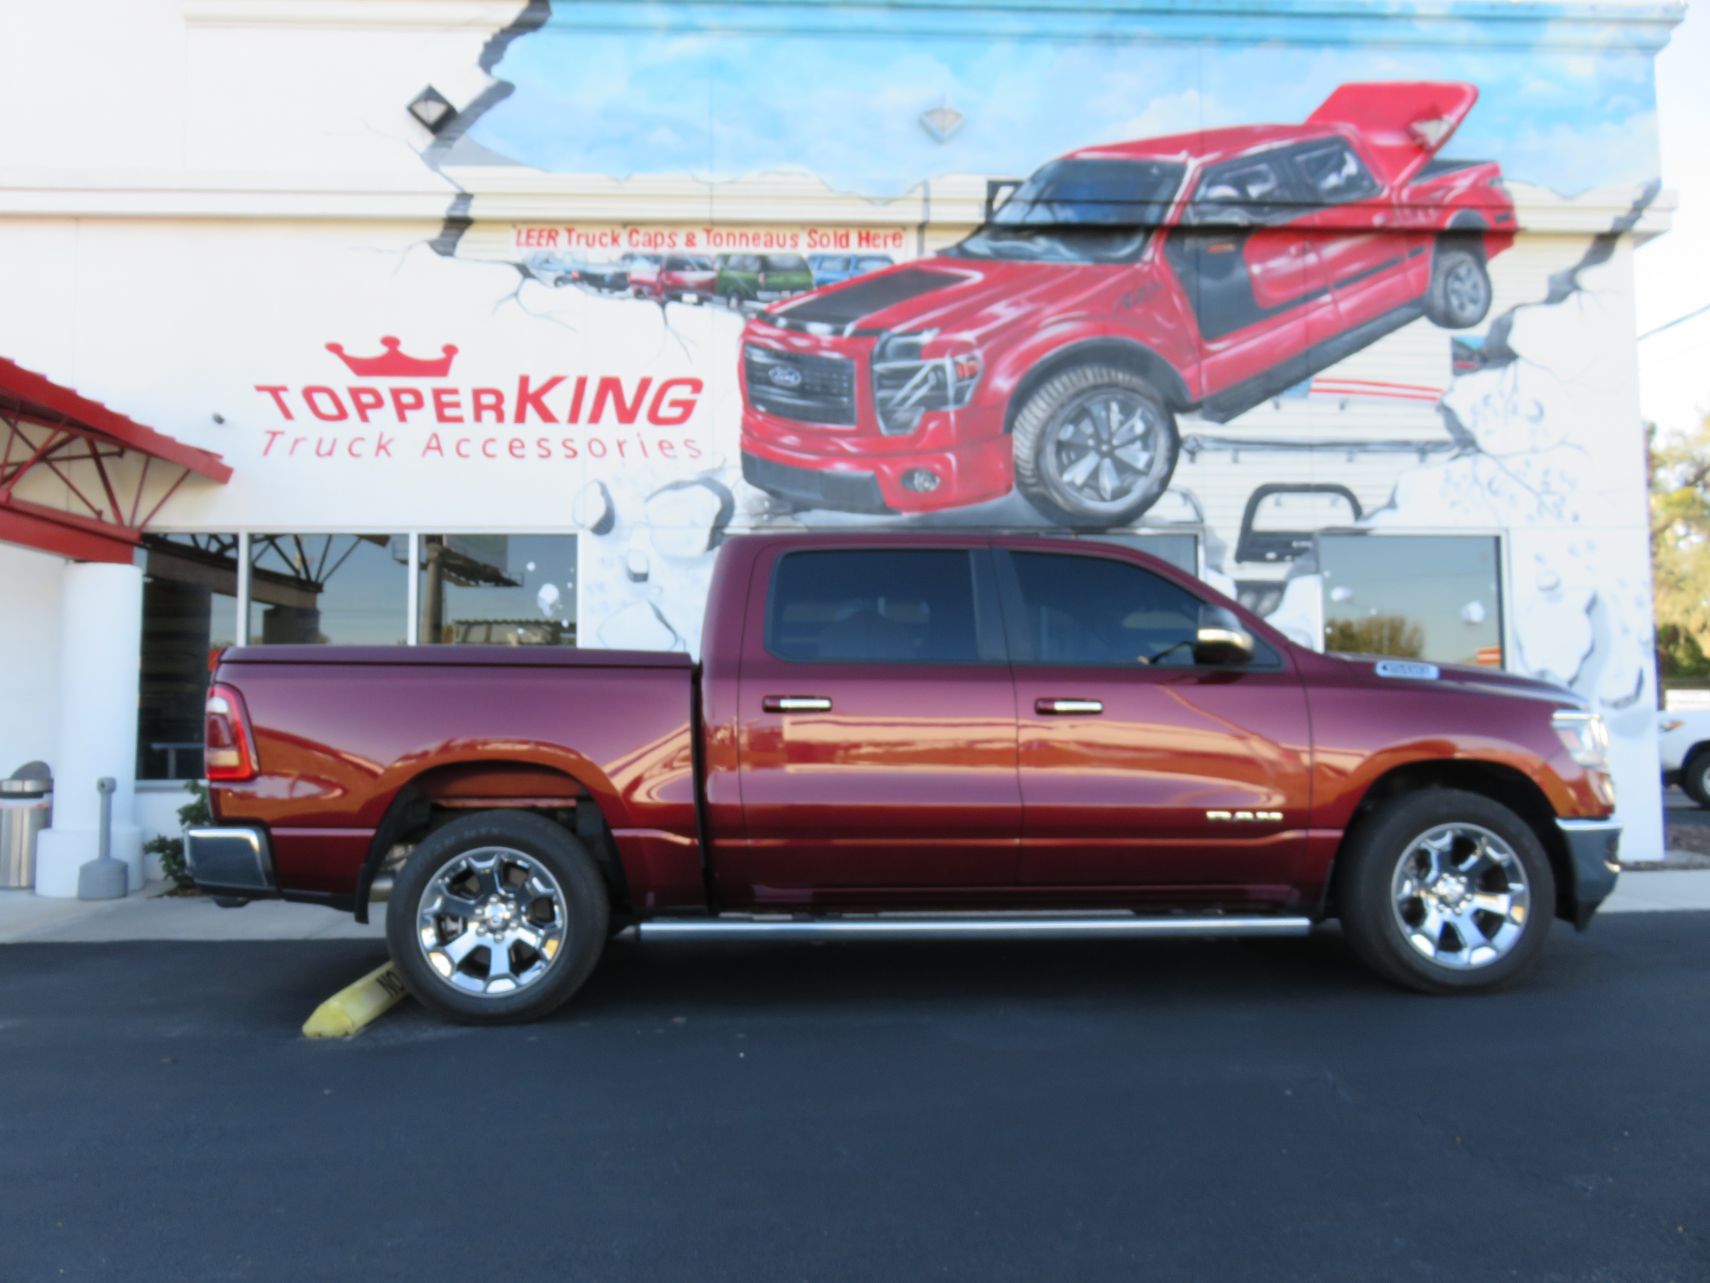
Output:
top-left (143, 782), bottom-right (211, 893)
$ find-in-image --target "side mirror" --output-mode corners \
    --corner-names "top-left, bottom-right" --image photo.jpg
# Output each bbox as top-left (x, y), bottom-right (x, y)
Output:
top-left (1193, 607), bottom-right (1255, 666)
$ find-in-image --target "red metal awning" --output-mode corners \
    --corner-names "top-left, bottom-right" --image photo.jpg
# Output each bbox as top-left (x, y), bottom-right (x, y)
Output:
top-left (0, 356), bottom-right (231, 562)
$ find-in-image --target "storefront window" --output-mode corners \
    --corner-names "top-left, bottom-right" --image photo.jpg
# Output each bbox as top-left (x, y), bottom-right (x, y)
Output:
top-left (137, 534), bottom-right (239, 780)
top-left (1318, 534), bottom-right (1503, 667)
top-left (248, 534), bottom-right (408, 645)
top-left (417, 535), bottom-right (578, 646)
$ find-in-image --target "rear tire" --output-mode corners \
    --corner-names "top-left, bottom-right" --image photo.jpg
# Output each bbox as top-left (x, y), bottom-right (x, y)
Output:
top-left (1424, 240), bottom-right (1492, 329)
top-left (1012, 364), bottom-right (1179, 529)
top-left (386, 810), bottom-right (609, 1025)
top-left (1682, 748), bottom-right (1710, 809)
top-left (1336, 789), bottom-right (1555, 994)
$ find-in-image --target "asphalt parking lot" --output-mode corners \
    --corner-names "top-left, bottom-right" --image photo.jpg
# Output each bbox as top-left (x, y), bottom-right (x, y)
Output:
top-left (2, 915), bottom-right (1706, 1282)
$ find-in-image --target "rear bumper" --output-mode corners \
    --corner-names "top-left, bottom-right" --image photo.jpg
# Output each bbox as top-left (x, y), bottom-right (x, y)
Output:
top-left (185, 825), bottom-right (277, 901)
top-left (1557, 817), bottom-right (1620, 928)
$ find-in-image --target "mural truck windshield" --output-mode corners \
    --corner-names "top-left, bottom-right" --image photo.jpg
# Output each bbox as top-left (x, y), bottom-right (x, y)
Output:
top-left (954, 159), bottom-right (1185, 263)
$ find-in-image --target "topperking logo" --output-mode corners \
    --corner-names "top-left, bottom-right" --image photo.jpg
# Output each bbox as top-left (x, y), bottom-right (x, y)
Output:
top-left (251, 337), bottom-right (706, 463)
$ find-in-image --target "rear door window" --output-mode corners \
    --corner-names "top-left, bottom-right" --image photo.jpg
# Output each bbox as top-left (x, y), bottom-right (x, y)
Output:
top-left (1188, 152), bottom-right (1303, 225)
top-left (1291, 140), bottom-right (1381, 205)
top-left (767, 549), bottom-right (989, 664)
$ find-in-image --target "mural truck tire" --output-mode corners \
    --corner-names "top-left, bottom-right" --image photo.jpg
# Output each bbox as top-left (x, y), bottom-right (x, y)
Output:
top-left (1682, 749), bottom-right (1710, 810)
top-left (1335, 788), bottom-right (1556, 995)
top-left (384, 810), bottom-right (609, 1025)
top-left (1425, 240), bottom-right (1493, 330)
top-left (1012, 364), bottom-right (1180, 528)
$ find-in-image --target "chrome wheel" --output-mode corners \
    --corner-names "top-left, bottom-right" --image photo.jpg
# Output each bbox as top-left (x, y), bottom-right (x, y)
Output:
top-left (415, 847), bottom-right (568, 998)
top-left (1443, 258), bottom-right (1488, 324)
top-left (1389, 823), bottom-right (1531, 970)
top-left (1043, 388), bottom-right (1170, 516)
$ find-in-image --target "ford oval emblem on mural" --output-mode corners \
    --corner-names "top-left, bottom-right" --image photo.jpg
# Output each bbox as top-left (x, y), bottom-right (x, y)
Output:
top-left (767, 364), bottom-right (804, 389)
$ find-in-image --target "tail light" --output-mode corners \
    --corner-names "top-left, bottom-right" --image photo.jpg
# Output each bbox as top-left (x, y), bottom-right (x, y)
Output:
top-left (205, 682), bottom-right (258, 782)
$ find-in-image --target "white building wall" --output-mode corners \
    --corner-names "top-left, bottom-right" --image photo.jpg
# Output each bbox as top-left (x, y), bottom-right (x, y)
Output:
top-left (0, 544), bottom-right (65, 777)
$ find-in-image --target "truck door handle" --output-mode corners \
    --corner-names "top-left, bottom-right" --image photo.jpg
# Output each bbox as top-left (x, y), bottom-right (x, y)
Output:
top-left (1036, 698), bottom-right (1103, 715)
top-left (763, 695), bottom-right (832, 713)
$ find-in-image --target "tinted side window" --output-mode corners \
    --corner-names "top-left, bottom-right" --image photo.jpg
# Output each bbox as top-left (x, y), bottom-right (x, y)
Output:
top-left (769, 550), bottom-right (981, 664)
top-left (1188, 153), bottom-right (1300, 225)
top-left (1293, 141), bottom-right (1380, 204)
top-left (1007, 552), bottom-right (1203, 667)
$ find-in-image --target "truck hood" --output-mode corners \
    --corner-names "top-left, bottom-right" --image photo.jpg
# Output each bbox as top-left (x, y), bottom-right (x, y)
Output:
top-left (1327, 652), bottom-right (1580, 707)
top-left (768, 257), bottom-right (1128, 337)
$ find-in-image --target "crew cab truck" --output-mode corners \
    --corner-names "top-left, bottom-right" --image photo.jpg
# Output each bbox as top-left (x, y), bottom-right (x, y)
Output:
top-left (188, 533), bottom-right (1619, 1024)
top-left (739, 81), bottom-right (1515, 526)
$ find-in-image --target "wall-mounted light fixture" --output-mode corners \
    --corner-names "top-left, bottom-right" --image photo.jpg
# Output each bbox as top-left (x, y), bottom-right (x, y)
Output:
top-left (407, 86), bottom-right (456, 134)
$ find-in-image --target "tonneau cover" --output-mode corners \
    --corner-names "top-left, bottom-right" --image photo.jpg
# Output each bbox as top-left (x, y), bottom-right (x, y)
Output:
top-left (219, 645), bottom-right (692, 669)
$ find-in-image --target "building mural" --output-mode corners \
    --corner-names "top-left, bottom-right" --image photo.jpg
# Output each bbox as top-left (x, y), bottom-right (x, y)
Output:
top-left (0, 0), bottom-right (1678, 860)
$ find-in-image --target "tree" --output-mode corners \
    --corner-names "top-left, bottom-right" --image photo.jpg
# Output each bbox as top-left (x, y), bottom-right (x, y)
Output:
top-left (1651, 416), bottom-right (1710, 683)
top-left (1324, 614), bottom-right (1425, 658)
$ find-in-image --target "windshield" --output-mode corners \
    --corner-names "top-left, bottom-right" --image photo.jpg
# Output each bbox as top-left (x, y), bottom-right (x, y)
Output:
top-left (949, 158), bottom-right (1185, 264)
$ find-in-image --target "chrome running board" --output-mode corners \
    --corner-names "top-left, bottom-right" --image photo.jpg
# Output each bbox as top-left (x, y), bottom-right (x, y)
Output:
top-left (634, 913), bottom-right (1313, 943)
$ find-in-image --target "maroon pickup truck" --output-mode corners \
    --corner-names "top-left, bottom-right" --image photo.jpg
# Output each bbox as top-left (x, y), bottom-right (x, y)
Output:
top-left (188, 533), bottom-right (1619, 1023)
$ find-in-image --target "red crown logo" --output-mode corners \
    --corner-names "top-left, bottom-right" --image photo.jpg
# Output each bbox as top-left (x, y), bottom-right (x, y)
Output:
top-left (325, 336), bottom-right (459, 378)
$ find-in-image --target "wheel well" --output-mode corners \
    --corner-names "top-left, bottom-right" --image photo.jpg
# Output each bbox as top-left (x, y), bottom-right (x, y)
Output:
top-left (354, 761), bottom-right (629, 923)
top-left (1003, 340), bottom-right (1192, 431)
top-left (1441, 212), bottom-right (1490, 261)
top-left (1329, 760), bottom-right (1576, 923)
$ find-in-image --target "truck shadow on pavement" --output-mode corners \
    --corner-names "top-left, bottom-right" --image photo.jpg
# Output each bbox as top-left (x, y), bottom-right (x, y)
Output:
top-left (0, 918), bottom-right (1646, 1040)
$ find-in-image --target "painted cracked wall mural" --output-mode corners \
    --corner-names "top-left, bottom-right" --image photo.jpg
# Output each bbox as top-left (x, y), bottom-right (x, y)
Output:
top-left (388, 1), bottom-right (1670, 848)
top-left (417, 18), bottom-right (1653, 601)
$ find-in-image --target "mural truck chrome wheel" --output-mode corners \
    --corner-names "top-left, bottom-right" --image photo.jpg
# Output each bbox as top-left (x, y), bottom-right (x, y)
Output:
top-left (1427, 244), bottom-right (1492, 329)
top-left (1388, 823), bottom-right (1531, 970)
top-left (1045, 389), bottom-right (1166, 512)
top-left (416, 848), bottom-right (568, 996)
top-left (1012, 364), bottom-right (1180, 527)
top-left (1445, 260), bottom-right (1488, 323)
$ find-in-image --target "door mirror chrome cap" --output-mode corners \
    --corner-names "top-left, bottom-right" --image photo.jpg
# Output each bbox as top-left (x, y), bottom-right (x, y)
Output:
top-left (1193, 607), bottom-right (1255, 666)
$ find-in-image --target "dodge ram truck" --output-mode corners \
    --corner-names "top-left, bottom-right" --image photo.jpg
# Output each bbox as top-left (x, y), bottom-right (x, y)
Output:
top-left (187, 533), bottom-right (1618, 1024)
top-left (739, 81), bottom-right (1515, 526)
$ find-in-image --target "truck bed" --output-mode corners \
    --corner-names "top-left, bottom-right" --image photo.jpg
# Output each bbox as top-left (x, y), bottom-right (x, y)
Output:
top-left (212, 644), bottom-right (703, 909)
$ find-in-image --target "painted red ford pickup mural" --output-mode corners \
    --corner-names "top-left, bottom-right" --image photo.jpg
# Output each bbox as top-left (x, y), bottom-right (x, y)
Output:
top-left (186, 533), bottom-right (1618, 1025)
top-left (739, 82), bottom-right (1516, 525)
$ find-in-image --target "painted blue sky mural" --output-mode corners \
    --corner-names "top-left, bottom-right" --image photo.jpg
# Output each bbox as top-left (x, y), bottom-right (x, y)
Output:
top-left (464, 0), bottom-right (1671, 196)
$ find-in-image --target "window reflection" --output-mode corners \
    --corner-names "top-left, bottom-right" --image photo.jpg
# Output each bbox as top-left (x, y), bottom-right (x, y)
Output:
top-left (1318, 535), bottom-right (1503, 667)
top-left (248, 534), bottom-right (408, 645)
top-left (418, 535), bottom-right (578, 646)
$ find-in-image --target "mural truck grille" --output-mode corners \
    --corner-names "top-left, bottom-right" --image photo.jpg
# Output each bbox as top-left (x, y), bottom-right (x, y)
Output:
top-left (743, 345), bottom-right (857, 426)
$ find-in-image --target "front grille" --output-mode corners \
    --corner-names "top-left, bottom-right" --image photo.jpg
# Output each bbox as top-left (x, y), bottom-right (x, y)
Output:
top-left (743, 345), bottom-right (857, 426)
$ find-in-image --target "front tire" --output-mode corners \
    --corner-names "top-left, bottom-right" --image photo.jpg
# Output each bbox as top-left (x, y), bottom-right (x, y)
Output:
top-left (1336, 789), bottom-right (1555, 994)
top-left (1682, 749), bottom-right (1710, 809)
top-left (386, 811), bottom-right (609, 1024)
top-left (1425, 239), bottom-right (1492, 329)
top-left (1012, 364), bottom-right (1179, 529)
